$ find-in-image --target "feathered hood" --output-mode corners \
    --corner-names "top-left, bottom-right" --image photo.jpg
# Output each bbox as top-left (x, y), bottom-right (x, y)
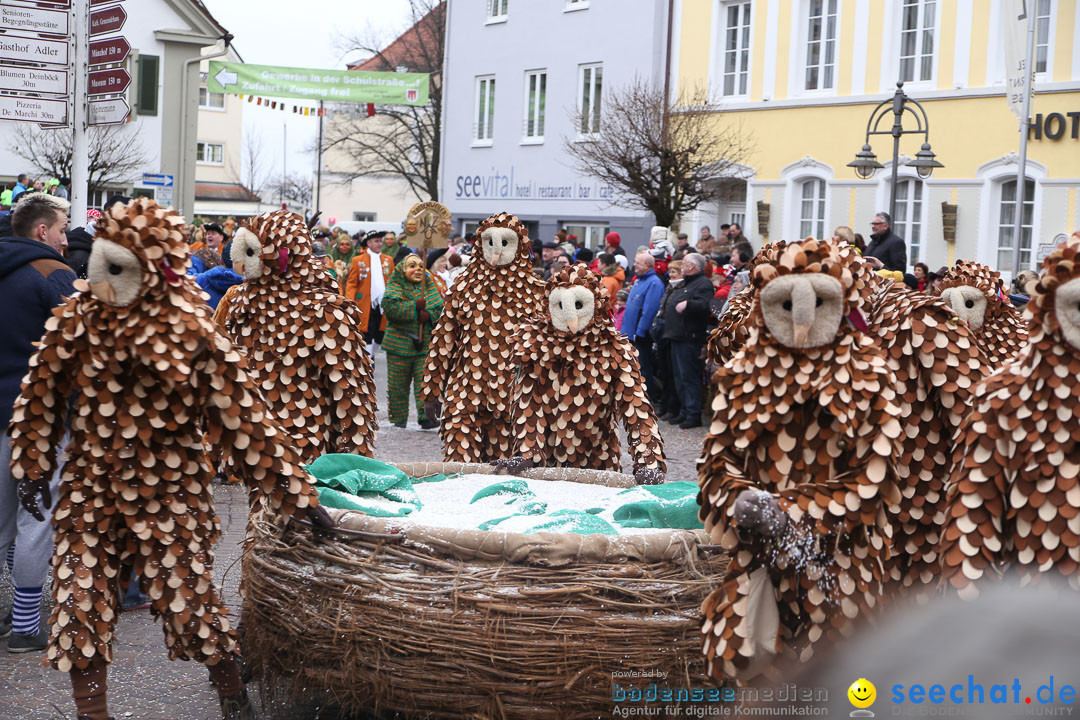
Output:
top-left (232, 210), bottom-right (336, 291)
top-left (1026, 233), bottom-right (1080, 345)
top-left (541, 264), bottom-right (611, 334)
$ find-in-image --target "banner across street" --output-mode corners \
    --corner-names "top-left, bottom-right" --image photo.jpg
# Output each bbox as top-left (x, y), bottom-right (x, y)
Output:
top-left (207, 60), bottom-right (430, 105)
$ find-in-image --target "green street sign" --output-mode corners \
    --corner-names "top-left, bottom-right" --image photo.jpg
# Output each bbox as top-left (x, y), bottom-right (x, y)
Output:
top-left (207, 61), bottom-right (429, 106)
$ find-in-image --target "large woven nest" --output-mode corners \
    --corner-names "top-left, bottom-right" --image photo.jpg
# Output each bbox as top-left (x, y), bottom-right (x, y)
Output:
top-left (242, 462), bottom-right (728, 718)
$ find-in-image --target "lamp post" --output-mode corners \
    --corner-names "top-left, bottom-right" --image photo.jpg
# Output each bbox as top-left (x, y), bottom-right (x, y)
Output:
top-left (847, 82), bottom-right (943, 230)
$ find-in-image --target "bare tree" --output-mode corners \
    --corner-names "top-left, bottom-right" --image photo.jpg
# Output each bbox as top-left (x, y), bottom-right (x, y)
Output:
top-left (8, 124), bottom-right (149, 197)
top-left (325, 0), bottom-right (444, 201)
top-left (230, 123), bottom-right (269, 199)
top-left (267, 172), bottom-right (313, 207)
top-left (563, 79), bottom-right (754, 228)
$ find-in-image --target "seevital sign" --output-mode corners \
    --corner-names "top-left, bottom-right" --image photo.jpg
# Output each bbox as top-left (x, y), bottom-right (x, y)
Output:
top-left (207, 61), bottom-right (429, 105)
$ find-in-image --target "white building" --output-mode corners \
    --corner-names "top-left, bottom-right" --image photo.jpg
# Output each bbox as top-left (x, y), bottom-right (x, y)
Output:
top-left (0, 0), bottom-right (228, 219)
top-left (440, 0), bottom-right (671, 251)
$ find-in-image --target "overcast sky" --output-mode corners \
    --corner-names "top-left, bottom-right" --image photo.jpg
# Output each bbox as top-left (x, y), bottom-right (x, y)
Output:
top-left (200, 0), bottom-right (413, 193)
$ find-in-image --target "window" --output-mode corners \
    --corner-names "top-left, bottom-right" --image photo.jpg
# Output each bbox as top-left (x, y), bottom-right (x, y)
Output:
top-left (462, 221), bottom-right (480, 238)
top-left (996, 178), bottom-right (1035, 272)
top-left (135, 54), bottom-right (159, 116)
top-left (721, 2), bottom-right (752, 96)
top-left (893, 178), bottom-right (923, 262)
top-left (474, 76), bottom-right (495, 144)
top-left (352, 212), bottom-right (376, 222)
top-left (563, 223), bottom-right (609, 250)
top-left (799, 178), bottom-right (826, 239)
top-left (730, 211), bottom-right (746, 228)
top-left (523, 70), bottom-right (546, 141)
top-left (804, 0), bottom-right (837, 91)
top-left (1035, 0), bottom-right (1052, 74)
top-left (196, 142), bottom-right (224, 165)
top-left (899, 0), bottom-right (935, 83)
top-left (199, 86), bottom-right (225, 110)
top-left (578, 64), bottom-right (602, 136)
top-left (487, 0), bottom-right (508, 22)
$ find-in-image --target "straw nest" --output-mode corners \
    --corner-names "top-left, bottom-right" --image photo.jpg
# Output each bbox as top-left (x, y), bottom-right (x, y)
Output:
top-left (241, 462), bottom-right (729, 718)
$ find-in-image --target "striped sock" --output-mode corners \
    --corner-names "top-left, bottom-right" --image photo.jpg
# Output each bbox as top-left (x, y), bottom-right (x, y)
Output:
top-left (12, 586), bottom-right (42, 635)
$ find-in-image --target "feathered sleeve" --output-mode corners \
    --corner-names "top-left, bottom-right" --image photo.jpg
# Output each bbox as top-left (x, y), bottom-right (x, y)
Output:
top-left (317, 300), bottom-right (378, 456)
top-left (423, 291), bottom-right (460, 403)
top-left (198, 333), bottom-right (320, 517)
top-left (508, 320), bottom-right (553, 466)
top-left (613, 338), bottom-right (666, 473)
top-left (707, 289), bottom-right (754, 367)
top-left (8, 303), bottom-right (77, 488)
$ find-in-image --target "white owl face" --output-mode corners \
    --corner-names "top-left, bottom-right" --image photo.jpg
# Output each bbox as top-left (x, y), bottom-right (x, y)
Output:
top-left (230, 227), bottom-right (264, 278)
top-left (480, 227), bottom-right (519, 266)
top-left (549, 285), bottom-right (595, 334)
top-left (940, 285), bottom-right (988, 330)
top-left (760, 273), bottom-right (845, 349)
top-left (87, 239), bottom-right (143, 307)
top-left (1054, 277), bottom-right (1080, 351)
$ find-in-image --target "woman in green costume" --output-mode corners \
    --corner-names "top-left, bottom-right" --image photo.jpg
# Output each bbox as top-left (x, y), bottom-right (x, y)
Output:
top-left (381, 253), bottom-right (444, 428)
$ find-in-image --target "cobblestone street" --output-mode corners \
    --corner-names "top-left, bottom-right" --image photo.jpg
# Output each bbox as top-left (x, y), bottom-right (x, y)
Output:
top-left (0, 351), bottom-right (709, 719)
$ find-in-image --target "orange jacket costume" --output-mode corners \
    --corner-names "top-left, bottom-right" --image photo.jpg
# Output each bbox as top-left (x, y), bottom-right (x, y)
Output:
top-left (345, 251), bottom-right (394, 332)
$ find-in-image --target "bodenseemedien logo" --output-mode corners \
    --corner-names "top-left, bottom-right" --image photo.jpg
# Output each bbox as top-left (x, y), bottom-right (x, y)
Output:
top-left (848, 678), bottom-right (876, 717)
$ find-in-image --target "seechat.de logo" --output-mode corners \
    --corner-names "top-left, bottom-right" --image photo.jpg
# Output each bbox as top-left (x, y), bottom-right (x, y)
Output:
top-left (848, 678), bottom-right (877, 717)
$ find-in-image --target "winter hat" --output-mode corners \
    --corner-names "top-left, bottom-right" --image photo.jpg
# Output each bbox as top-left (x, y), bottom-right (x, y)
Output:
top-left (426, 247), bottom-right (448, 269)
top-left (542, 239), bottom-right (558, 249)
top-left (311, 242), bottom-right (328, 258)
top-left (614, 254), bottom-right (629, 271)
top-left (558, 242), bottom-right (576, 256)
top-left (359, 230), bottom-right (386, 248)
top-left (605, 231), bottom-right (622, 248)
top-left (616, 288), bottom-right (630, 301)
top-left (576, 247), bottom-right (594, 264)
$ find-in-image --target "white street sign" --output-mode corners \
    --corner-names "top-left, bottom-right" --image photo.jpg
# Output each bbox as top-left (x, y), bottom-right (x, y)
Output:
top-left (0, 94), bottom-right (67, 124)
top-left (0, 4), bottom-right (69, 35)
top-left (88, 96), bottom-right (128, 125)
top-left (141, 173), bottom-right (174, 187)
top-left (0, 65), bottom-right (67, 94)
top-left (0, 34), bottom-right (69, 66)
top-left (156, 186), bottom-right (173, 208)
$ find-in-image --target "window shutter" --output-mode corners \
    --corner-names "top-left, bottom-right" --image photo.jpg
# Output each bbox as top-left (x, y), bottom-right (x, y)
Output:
top-left (136, 55), bottom-right (159, 116)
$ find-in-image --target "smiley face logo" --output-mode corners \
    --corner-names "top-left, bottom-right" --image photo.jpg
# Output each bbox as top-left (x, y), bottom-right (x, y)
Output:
top-left (848, 678), bottom-right (876, 709)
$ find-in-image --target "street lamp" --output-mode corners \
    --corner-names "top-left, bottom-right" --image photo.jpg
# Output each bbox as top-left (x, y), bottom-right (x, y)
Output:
top-left (847, 82), bottom-right (943, 227)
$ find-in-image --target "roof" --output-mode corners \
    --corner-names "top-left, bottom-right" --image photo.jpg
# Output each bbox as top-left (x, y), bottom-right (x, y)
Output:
top-left (347, 1), bottom-right (444, 73)
top-left (195, 182), bottom-right (260, 202)
top-left (189, 0), bottom-right (228, 36)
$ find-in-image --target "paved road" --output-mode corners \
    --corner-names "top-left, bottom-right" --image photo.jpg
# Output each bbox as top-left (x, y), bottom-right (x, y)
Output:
top-left (0, 350), bottom-right (709, 719)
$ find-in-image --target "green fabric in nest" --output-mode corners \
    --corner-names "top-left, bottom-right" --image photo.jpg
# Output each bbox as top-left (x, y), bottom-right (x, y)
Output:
top-left (610, 481), bottom-right (705, 530)
top-left (470, 479), bottom-right (547, 515)
top-left (305, 454), bottom-right (420, 517)
top-left (481, 509), bottom-right (619, 536)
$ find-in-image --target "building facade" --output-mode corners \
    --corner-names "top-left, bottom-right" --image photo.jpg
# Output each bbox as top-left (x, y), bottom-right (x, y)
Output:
top-left (675, 0), bottom-right (1080, 279)
top-left (441, 0), bottom-right (670, 251)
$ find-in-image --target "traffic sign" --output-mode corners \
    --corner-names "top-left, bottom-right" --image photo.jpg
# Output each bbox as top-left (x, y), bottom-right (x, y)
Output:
top-left (89, 4), bottom-right (124, 36)
top-left (4, 0), bottom-right (70, 7)
top-left (0, 95), bottom-right (67, 124)
top-left (0, 65), bottom-right (68, 95)
top-left (0, 33), bottom-right (69, 66)
top-left (88, 96), bottom-right (128, 125)
top-left (0, 4), bottom-right (69, 35)
top-left (141, 173), bottom-right (174, 187)
top-left (89, 36), bottom-right (128, 66)
top-left (87, 67), bottom-right (129, 95)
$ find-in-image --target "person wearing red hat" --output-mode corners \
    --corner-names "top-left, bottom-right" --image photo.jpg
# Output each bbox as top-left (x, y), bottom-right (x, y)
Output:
top-left (604, 231), bottom-right (626, 258)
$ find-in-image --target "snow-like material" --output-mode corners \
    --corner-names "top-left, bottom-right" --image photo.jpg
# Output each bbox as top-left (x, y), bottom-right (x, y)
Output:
top-left (398, 473), bottom-right (669, 535)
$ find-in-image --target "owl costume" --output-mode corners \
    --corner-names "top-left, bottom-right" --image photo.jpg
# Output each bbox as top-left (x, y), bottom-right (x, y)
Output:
top-left (936, 260), bottom-right (1029, 367)
top-left (497, 265), bottom-right (666, 483)
top-left (423, 212), bottom-right (546, 462)
top-left (8, 199), bottom-right (325, 720)
top-left (225, 211), bottom-right (378, 463)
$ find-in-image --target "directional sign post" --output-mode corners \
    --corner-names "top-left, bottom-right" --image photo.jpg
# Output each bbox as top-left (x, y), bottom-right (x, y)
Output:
top-left (141, 173), bottom-right (175, 187)
top-left (88, 4), bottom-right (124, 36)
top-left (0, 95), bottom-right (67, 124)
top-left (0, 34), bottom-right (70, 66)
top-left (88, 36), bottom-right (128, 66)
top-left (207, 61), bottom-right (431, 105)
top-left (0, 4), bottom-right (70, 34)
top-left (0, 65), bottom-right (68, 94)
top-left (87, 67), bottom-right (129, 95)
top-left (88, 96), bottom-right (128, 125)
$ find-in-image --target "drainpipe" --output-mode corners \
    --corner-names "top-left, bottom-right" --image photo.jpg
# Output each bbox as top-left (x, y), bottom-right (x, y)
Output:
top-left (178, 33), bottom-right (232, 215)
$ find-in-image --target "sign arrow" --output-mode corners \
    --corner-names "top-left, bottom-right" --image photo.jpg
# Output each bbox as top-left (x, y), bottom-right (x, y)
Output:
top-left (89, 36), bottom-right (129, 66)
top-left (0, 33), bottom-right (69, 66)
top-left (0, 65), bottom-right (68, 95)
top-left (88, 67), bottom-right (130, 96)
top-left (0, 94), bottom-right (67, 124)
top-left (89, 4), bottom-right (125, 36)
top-left (0, 4), bottom-right (70, 35)
top-left (214, 66), bottom-right (238, 88)
top-left (88, 96), bottom-right (129, 126)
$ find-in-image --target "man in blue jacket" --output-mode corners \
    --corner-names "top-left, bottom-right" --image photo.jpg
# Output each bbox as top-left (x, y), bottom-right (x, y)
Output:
top-left (0, 193), bottom-right (76, 653)
top-left (621, 252), bottom-right (665, 400)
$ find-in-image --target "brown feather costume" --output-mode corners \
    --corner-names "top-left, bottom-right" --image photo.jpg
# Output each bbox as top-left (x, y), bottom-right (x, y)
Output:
top-left (7, 199), bottom-right (320, 673)
top-left (423, 212), bottom-right (546, 462)
top-left (706, 241), bottom-right (787, 367)
top-left (508, 265), bottom-right (665, 475)
top-left (941, 235), bottom-right (1080, 599)
top-left (223, 210), bottom-right (378, 462)
top-left (936, 260), bottom-right (1029, 367)
top-left (698, 239), bottom-right (903, 684)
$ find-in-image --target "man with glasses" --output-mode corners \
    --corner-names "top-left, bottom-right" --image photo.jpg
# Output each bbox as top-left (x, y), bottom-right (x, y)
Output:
top-left (864, 212), bottom-right (907, 272)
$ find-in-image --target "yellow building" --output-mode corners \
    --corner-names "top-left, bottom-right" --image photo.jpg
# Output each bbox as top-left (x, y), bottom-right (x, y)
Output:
top-left (674, 0), bottom-right (1080, 278)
